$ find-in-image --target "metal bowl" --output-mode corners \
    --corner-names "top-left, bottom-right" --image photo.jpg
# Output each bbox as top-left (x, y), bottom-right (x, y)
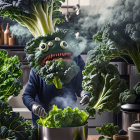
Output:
top-left (38, 123), bottom-right (88, 140)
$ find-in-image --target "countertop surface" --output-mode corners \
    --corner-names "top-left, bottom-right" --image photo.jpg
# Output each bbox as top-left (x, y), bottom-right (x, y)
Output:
top-left (88, 135), bottom-right (100, 140)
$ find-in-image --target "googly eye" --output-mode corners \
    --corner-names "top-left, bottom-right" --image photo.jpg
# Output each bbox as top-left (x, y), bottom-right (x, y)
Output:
top-left (39, 43), bottom-right (49, 52)
top-left (55, 37), bottom-right (60, 41)
top-left (60, 41), bottom-right (68, 49)
top-left (48, 41), bottom-right (53, 47)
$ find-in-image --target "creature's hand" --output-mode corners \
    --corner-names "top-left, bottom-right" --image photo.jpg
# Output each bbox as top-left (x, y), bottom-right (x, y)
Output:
top-left (32, 102), bottom-right (46, 117)
top-left (80, 90), bottom-right (90, 106)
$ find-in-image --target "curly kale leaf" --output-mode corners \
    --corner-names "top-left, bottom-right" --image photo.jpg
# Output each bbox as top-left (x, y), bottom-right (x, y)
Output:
top-left (37, 105), bottom-right (88, 128)
top-left (82, 51), bottom-right (127, 116)
top-left (0, 49), bottom-right (23, 102)
top-left (34, 58), bottom-right (80, 89)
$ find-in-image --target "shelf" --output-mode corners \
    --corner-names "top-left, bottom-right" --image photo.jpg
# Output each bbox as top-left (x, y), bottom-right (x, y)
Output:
top-left (0, 45), bottom-right (25, 50)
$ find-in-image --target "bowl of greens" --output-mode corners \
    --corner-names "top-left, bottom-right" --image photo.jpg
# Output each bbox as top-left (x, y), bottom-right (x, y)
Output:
top-left (37, 105), bottom-right (88, 140)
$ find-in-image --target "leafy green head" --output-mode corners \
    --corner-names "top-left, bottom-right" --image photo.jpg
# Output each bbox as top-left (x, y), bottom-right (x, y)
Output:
top-left (25, 30), bottom-right (80, 89)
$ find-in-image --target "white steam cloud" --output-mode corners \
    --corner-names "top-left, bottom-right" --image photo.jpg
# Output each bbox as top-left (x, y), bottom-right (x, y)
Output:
top-left (50, 92), bottom-right (78, 109)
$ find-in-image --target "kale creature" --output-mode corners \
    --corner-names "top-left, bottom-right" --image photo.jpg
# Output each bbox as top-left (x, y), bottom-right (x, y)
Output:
top-left (25, 30), bottom-right (80, 89)
top-left (0, 49), bottom-right (22, 102)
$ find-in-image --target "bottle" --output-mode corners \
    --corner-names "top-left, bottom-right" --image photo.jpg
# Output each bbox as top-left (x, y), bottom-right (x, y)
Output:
top-left (9, 35), bottom-right (15, 46)
top-left (0, 24), bottom-right (4, 45)
top-left (4, 23), bottom-right (10, 45)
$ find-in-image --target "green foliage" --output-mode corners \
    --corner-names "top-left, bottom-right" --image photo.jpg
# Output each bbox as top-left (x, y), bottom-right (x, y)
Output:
top-left (0, 49), bottom-right (23, 102)
top-left (0, 0), bottom-right (65, 37)
top-left (37, 105), bottom-right (88, 128)
top-left (0, 100), bottom-right (38, 140)
top-left (120, 82), bottom-right (140, 104)
top-left (93, 22), bottom-right (140, 73)
top-left (134, 82), bottom-right (140, 95)
top-left (119, 89), bottom-right (136, 104)
top-left (82, 51), bottom-right (127, 116)
top-left (96, 123), bottom-right (119, 140)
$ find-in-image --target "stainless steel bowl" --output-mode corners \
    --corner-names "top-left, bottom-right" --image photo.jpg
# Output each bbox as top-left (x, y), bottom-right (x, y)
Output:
top-left (38, 124), bottom-right (88, 140)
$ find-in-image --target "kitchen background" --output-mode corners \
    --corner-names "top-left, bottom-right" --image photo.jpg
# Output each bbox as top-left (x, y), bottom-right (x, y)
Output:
top-left (0, 0), bottom-right (140, 135)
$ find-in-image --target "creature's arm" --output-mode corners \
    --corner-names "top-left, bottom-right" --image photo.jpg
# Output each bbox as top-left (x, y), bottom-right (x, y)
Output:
top-left (73, 56), bottom-right (90, 105)
top-left (22, 69), bottom-right (39, 111)
top-left (72, 55), bottom-right (85, 97)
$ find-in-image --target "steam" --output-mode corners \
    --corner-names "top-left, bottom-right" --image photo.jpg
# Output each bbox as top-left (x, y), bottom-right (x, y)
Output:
top-left (98, 0), bottom-right (140, 25)
top-left (50, 91), bottom-right (78, 109)
top-left (10, 23), bottom-right (33, 45)
top-left (61, 0), bottom-right (118, 56)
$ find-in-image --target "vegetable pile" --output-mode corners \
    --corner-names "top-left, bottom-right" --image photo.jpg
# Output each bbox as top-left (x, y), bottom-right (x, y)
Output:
top-left (0, 0), bottom-right (65, 37)
top-left (96, 123), bottom-right (119, 140)
top-left (37, 105), bottom-right (88, 128)
top-left (0, 49), bottom-right (22, 102)
top-left (0, 100), bottom-right (38, 140)
top-left (120, 82), bottom-right (140, 104)
top-left (82, 50), bottom-right (127, 116)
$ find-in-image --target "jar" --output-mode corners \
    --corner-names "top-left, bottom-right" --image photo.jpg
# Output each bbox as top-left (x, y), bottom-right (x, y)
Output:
top-left (128, 123), bottom-right (140, 140)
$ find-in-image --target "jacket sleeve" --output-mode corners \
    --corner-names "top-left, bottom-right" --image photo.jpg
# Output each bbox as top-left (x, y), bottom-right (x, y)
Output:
top-left (22, 69), bottom-right (39, 111)
top-left (72, 55), bottom-right (85, 97)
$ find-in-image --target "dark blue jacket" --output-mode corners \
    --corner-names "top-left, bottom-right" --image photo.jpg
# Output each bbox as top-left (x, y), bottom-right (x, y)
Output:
top-left (22, 55), bottom-right (85, 126)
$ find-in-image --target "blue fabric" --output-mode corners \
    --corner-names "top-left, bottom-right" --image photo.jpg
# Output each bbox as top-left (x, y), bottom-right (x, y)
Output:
top-left (22, 55), bottom-right (85, 127)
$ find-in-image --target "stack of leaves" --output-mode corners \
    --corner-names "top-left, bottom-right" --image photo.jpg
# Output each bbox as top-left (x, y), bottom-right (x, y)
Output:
top-left (0, 49), bottom-right (23, 102)
top-left (0, 100), bottom-right (38, 140)
top-left (37, 105), bottom-right (88, 128)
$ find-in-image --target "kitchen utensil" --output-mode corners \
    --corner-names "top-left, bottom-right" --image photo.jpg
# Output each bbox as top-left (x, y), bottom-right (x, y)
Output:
top-left (38, 123), bottom-right (88, 140)
top-left (121, 104), bottom-right (140, 132)
top-left (128, 123), bottom-right (140, 140)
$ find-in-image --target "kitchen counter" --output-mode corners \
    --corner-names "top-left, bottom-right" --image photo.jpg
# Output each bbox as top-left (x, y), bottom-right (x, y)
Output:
top-left (88, 135), bottom-right (100, 140)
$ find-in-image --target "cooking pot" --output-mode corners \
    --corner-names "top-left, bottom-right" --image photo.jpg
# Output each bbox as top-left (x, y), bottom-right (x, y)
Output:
top-left (38, 123), bottom-right (88, 140)
top-left (121, 104), bottom-right (140, 131)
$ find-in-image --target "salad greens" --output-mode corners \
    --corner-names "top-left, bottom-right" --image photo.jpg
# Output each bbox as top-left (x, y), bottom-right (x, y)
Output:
top-left (0, 49), bottom-right (22, 102)
top-left (0, 0), bottom-right (65, 37)
top-left (96, 123), bottom-right (119, 140)
top-left (37, 105), bottom-right (88, 128)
